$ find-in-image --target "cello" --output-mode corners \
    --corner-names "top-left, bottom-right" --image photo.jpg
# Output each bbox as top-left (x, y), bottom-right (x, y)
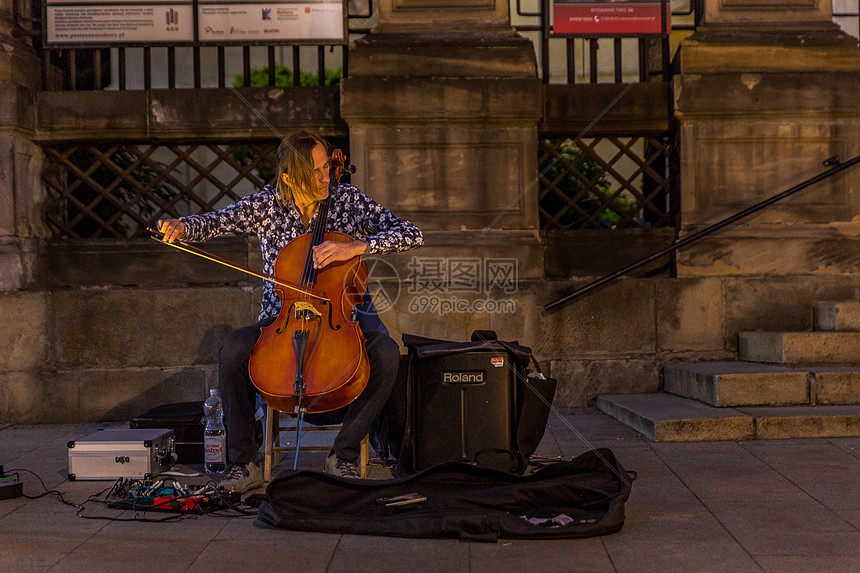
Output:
top-left (248, 149), bottom-right (371, 416)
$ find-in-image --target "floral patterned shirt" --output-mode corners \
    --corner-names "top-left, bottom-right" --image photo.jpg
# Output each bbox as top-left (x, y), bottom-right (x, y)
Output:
top-left (179, 183), bottom-right (423, 322)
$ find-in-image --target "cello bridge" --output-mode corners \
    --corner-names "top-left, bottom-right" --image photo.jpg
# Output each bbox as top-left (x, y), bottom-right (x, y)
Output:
top-left (294, 301), bottom-right (322, 320)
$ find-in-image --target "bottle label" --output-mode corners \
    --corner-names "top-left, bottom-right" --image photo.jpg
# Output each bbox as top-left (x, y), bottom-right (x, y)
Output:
top-left (204, 435), bottom-right (226, 463)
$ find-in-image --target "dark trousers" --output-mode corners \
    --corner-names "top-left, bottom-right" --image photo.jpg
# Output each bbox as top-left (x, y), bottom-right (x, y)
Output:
top-left (219, 317), bottom-right (400, 464)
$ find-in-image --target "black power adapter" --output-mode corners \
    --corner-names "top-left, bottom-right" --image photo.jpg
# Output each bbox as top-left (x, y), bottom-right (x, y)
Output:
top-left (0, 465), bottom-right (24, 500)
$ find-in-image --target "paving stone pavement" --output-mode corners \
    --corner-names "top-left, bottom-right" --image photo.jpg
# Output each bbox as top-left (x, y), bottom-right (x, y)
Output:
top-left (2, 408), bottom-right (860, 572)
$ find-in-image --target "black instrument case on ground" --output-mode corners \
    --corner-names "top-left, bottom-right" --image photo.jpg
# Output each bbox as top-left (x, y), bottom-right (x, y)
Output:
top-left (130, 401), bottom-right (204, 464)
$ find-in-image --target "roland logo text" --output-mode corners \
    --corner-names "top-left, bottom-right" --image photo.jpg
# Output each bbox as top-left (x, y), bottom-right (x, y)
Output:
top-left (442, 371), bottom-right (484, 384)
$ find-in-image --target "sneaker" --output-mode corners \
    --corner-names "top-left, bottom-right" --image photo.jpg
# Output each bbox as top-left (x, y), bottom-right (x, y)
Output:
top-left (217, 462), bottom-right (263, 493)
top-left (325, 452), bottom-right (361, 479)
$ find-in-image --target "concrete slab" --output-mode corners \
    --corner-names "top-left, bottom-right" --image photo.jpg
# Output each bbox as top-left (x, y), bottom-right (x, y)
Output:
top-left (90, 508), bottom-right (228, 541)
top-left (328, 535), bottom-right (470, 573)
top-left (52, 539), bottom-right (206, 573)
top-left (755, 554), bottom-right (860, 572)
top-left (469, 538), bottom-right (614, 573)
top-left (663, 361), bottom-right (810, 407)
top-left (0, 501), bottom-right (109, 570)
top-left (186, 537), bottom-right (339, 573)
top-left (721, 276), bottom-right (856, 352)
top-left (5, 410), bottom-right (860, 572)
top-left (738, 405), bottom-right (860, 439)
top-left (544, 406), bottom-right (650, 453)
top-left (835, 506), bottom-right (860, 531)
top-left (705, 500), bottom-right (860, 557)
top-left (828, 436), bottom-right (860, 457)
top-left (603, 540), bottom-right (763, 573)
top-left (598, 395), bottom-right (860, 442)
top-left (738, 331), bottom-right (860, 365)
top-left (595, 393), bottom-right (755, 442)
top-left (603, 504), bottom-right (731, 545)
top-left (814, 301), bottom-right (860, 331)
top-left (651, 441), bottom-right (809, 503)
top-left (607, 449), bottom-right (725, 526)
top-left (741, 439), bottom-right (860, 482)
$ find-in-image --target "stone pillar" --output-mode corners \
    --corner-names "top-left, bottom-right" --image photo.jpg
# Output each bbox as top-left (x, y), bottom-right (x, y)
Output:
top-left (341, 0), bottom-right (544, 315)
top-left (0, 0), bottom-right (47, 290)
top-left (0, 0), bottom-right (50, 423)
top-left (673, 0), bottom-right (860, 277)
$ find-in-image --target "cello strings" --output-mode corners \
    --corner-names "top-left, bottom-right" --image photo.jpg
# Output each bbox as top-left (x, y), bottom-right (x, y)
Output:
top-left (252, 152), bottom-right (372, 470)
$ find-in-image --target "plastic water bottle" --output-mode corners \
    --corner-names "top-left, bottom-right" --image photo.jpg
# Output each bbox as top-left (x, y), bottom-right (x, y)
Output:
top-left (202, 389), bottom-right (226, 473)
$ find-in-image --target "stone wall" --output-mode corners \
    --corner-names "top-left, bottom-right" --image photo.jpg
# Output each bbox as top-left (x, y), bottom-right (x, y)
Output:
top-left (674, 1), bottom-right (860, 277)
top-left (4, 0), bottom-right (860, 424)
top-left (4, 227), bottom-right (860, 423)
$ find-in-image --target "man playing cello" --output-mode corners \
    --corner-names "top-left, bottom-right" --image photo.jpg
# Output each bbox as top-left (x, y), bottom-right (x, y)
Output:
top-left (158, 130), bottom-right (423, 491)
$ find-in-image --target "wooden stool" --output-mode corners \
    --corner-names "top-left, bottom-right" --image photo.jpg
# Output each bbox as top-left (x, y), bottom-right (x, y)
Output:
top-left (263, 405), bottom-right (369, 481)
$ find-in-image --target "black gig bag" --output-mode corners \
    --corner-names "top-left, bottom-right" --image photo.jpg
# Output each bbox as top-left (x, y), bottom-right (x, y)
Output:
top-left (256, 448), bottom-right (632, 542)
top-left (131, 401), bottom-right (204, 464)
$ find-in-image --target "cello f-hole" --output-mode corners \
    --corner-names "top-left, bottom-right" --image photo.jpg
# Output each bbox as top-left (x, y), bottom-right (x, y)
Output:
top-left (322, 300), bottom-right (341, 331)
top-left (276, 302), bottom-right (299, 334)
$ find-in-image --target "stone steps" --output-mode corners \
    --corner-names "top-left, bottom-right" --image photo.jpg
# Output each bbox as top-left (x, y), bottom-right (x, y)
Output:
top-left (595, 393), bottom-right (754, 442)
top-left (595, 299), bottom-right (860, 441)
top-left (595, 393), bottom-right (860, 442)
top-left (814, 367), bottom-right (860, 404)
top-left (738, 331), bottom-right (860, 365)
top-left (663, 361), bottom-right (809, 407)
top-left (814, 301), bottom-right (860, 331)
top-left (663, 361), bottom-right (860, 406)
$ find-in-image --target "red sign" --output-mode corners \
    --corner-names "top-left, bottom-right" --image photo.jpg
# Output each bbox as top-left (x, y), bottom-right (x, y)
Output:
top-left (553, 0), bottom-right (671, 35)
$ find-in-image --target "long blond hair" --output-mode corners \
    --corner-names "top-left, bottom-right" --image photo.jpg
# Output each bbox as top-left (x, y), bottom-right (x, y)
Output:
top-left (275, 131), bottom-right (331, 206)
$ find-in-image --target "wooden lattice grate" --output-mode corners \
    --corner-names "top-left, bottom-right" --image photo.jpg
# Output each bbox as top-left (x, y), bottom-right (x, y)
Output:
top-left (42, 141), bottom-right (280, 238)
top-left (538, 135), bottom-right (674, 230)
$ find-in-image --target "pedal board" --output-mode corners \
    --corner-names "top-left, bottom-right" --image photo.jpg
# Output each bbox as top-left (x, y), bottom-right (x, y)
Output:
top-left (105, 477), bottom-right (229, 513)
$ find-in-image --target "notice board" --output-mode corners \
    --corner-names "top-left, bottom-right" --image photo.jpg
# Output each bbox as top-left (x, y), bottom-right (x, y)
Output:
top-left (553, 0), bottom-right (671, 35)
top-left (44, 0), bottom-right (347, 46)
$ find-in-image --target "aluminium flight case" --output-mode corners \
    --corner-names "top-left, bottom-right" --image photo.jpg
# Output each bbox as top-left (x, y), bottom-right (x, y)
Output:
top-left (67, 428), bottom-right (176, 480)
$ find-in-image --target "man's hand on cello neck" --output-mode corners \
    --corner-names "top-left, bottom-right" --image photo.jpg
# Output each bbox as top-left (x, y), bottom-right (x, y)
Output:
top-left (312, 239), bottom-right (368, 270)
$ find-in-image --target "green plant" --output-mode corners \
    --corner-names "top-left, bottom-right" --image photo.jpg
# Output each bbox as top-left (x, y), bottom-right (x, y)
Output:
top-left (539, 142), bottom-right (634, 229)
top-left (232, 64), bottom-right (342, 88)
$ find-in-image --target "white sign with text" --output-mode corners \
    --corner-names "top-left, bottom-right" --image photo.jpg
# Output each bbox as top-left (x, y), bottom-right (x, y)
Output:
top-left (197, 1), bottom-right (345, 43)
top-left (44, 0), bottom-right (345, 46)
top-left (46, 0), bottom-right (194, 44)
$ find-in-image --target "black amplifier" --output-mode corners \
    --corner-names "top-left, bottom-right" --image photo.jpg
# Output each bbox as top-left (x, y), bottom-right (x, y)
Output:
top-left (411, 349), bottom-right (518, 472)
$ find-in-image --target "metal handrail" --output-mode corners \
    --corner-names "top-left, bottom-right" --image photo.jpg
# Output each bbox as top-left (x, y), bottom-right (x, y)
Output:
top-left (544, 154), bottom-right (860, 312)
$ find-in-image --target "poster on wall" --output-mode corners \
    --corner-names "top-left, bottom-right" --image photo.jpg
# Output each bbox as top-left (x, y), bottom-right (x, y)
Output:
top-left (44, 0), bottom-right (346, 46)
top-left (45, 0), bottom-right (195, 45)
top-left (553, 0), bottom-right (671, 35)
top-left (197, 0), bottom-right (346, 44)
